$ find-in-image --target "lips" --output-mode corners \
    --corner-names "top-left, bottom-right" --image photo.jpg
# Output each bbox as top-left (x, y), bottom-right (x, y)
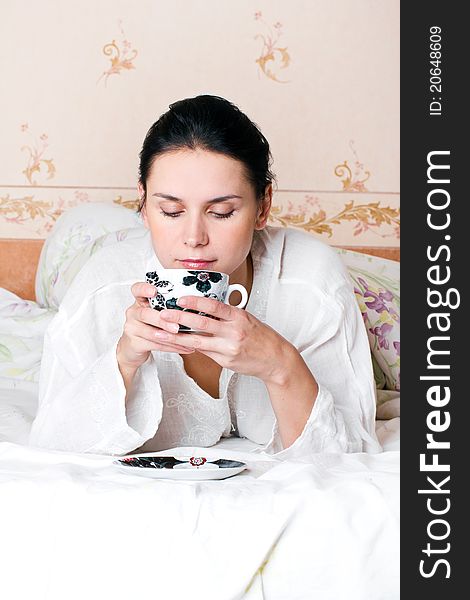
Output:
top-left (179, 259), bottom-right (216, 269)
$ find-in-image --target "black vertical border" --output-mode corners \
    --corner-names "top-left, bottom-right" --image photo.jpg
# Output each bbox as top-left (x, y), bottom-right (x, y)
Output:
top-left (401, 1), bottom-right (464, 595)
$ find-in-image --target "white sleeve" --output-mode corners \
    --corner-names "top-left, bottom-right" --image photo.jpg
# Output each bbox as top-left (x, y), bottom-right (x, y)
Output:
top-left (252, 286), bottom-right (382, 459)
top-left (28, 291), bottom-right (163, 455)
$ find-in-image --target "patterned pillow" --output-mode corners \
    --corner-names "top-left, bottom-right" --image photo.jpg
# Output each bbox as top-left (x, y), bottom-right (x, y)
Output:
top-left (35, 202), bottom-right (144, 309)
top-left (336, 249), bottom-right (400, 391)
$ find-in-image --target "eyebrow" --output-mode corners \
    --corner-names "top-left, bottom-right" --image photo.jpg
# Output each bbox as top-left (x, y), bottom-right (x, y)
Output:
top-left (152, 193), bottom-right (243, 204)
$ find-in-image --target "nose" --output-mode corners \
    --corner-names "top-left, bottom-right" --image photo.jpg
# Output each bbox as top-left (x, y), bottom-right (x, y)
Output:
top-left (183, 214), bottom-right (208, 247)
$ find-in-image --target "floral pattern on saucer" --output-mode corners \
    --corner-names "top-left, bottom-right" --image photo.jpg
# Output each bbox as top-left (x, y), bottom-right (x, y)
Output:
top-left (116, 456), bottom-right (245, 470)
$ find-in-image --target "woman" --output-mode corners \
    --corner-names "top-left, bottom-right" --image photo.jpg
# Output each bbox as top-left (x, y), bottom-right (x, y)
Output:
top-left (29, 95), bottom-right (381, 457)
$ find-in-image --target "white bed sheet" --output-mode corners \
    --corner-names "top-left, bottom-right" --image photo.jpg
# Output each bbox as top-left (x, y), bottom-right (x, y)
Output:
top-left (0, 377), bottom-right (399, 600)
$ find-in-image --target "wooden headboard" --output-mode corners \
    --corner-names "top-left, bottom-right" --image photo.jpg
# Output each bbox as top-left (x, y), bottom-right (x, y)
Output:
top-left (0, 238), bottom-right (400, 302)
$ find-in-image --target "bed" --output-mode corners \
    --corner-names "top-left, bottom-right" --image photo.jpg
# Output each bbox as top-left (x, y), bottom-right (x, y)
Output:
top-left (0, 203), bottom-right (400, 600)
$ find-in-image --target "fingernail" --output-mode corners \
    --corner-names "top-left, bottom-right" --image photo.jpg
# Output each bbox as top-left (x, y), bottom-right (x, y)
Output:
top-left (178, 298), bottom-right (188, 306)
top-left (167, 323), bottom-right (179, 333)
top-left (155, 331), bottom-right (170, 340)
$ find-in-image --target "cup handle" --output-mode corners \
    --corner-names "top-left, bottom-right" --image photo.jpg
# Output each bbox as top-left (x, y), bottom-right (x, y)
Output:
top-left (225, 284), bottom-right (248, 309)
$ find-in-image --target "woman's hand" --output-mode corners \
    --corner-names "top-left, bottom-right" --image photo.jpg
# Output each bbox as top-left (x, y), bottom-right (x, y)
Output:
top-left (158, 295), bottom-right (320, 449)
top-left (157, 295), bottom-right (294, 385)
top-left (117, 283), bottom-right (195, 372)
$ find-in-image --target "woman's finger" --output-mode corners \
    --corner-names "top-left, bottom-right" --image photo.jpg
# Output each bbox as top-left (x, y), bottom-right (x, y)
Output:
top-left (176, 295), bottom-right (234, 321)
top-left (127, 319), bottom-right (179, 341)
top-left (159, 307), bottom-right (221, 334)
top-left (153, 330), bottom-right (231, 355)
top-left (131, 282), bottom-right (157, 307)
top-left (131, 333), bottom-right (195, 354)
top-left (131, 305), bottom-right (180, 331)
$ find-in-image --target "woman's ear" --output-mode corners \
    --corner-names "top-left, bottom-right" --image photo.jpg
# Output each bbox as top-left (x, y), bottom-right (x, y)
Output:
top-left (254, 184), bottom-right (273, 230)
top-left (137, 182), bottom-right (149, 228)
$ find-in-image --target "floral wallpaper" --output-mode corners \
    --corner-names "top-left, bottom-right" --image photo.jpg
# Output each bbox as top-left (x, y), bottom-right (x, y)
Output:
top-left (97, 20), bottom-right (138, 87)
top-left (20, 125), bottom-right (56, 186)
top-left (0, 0), bottom-right (399, 246)
top-left (254, 11), bottom-right (291, 83)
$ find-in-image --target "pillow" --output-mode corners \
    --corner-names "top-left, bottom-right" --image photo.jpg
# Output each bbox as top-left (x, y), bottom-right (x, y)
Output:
top-left (336, 249), bottom-right (400, 392)
top-left (0, 288), bottom-right (55, 382)
top-left (35, 202), bottom-right (144, 309)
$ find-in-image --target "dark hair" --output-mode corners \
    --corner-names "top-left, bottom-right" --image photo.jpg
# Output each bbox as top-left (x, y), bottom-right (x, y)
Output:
top-left (138, 95), bottom-right (276, 211)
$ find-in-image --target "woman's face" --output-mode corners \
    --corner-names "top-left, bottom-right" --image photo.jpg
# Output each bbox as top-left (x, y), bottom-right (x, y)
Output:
top-left (140, 149), bottom-right (271, 282)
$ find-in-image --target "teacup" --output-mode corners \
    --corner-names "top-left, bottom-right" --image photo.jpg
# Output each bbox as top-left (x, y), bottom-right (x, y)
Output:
top-left (146, 269), bottom-right (248, 332)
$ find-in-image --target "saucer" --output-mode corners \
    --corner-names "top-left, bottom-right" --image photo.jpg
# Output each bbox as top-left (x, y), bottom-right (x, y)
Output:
top-left (113, 455), bottom-right (247, 480)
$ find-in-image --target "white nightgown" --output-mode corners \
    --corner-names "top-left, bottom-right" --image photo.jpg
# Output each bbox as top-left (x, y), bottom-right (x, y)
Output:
top-left (28, 225), bottom-right (382, 458)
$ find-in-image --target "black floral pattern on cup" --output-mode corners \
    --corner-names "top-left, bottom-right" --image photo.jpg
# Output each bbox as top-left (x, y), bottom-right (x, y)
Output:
top-left (146, 271), bottom-right (174, 292)
top-left (146, 271), bottom-right (225, 331)
top-left (146, 272), bottom-right (175, 310)
top-left (182, 271), bottom-right (223, 293)
top-left (165, 298), bottom-right (179, 310)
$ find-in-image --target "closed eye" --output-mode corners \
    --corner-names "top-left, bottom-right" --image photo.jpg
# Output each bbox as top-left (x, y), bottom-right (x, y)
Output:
top-left (160, 210), bottom-right (182, 218)
top-left (160, 210), bottom-right (235, 219)
top-left (211, 210), bottom-right (235, 219)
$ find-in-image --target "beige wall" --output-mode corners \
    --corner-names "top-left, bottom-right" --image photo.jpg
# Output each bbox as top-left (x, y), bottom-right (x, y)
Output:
top-left (0, 0), bottom-right (399, 247)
